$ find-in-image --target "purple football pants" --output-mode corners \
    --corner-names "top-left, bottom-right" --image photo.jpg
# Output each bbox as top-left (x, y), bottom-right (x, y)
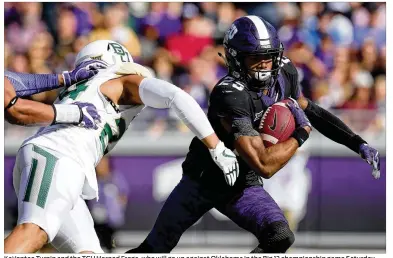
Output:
top-left (138, 175), bottom-right (289, 253)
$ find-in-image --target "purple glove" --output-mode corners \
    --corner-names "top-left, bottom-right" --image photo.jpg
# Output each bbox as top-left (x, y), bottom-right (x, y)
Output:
top-left (286, 99), bottom-right (311, 128)
top-left (62, 60), bottom-right (108, 88)
top-left (359, 143), bottom-right (380, 179)
top-left (74, 102), bottom-right (101, 129)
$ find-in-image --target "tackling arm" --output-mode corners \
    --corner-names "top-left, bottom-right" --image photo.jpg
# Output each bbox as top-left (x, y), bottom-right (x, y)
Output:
top-left (5, 60), bottom-right (107, 97)
top-left (111, 66), bottom-right (240, 186)
top-left (5, 77), bottom-right (56, 126)
top-left (5, 77), bottom-right (100, 128)
top-left (5, 70), bottom-right (62, 97)
top-left (115, 63), bottom-right (219, 148)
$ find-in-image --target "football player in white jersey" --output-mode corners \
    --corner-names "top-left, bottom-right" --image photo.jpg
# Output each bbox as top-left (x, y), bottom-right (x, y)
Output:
top-left (5, 40), bottom-right (240, 253)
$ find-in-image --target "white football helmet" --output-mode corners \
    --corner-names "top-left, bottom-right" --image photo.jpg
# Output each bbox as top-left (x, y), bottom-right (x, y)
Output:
top-left (75, 40), bottom-right (133, 67)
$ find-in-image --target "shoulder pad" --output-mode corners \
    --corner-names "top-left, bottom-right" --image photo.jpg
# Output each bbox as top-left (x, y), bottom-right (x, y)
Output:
top-left (216, 76), bottom-right (247, 91)
top-left (114, 62), bottom-right (154, 78)
top-left (280, 56), bottom-right (298, 75)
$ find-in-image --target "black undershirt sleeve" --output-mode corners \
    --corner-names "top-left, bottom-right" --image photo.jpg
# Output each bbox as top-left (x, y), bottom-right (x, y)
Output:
top-left (305, 99), bottom-right (367, 154)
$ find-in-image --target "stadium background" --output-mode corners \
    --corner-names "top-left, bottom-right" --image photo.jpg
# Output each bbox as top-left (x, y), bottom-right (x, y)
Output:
top-left (4, 2), bottom-right (386, 254)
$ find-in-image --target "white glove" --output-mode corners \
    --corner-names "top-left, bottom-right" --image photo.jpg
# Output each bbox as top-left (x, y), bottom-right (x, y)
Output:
top-left (209, 141), bottom-right (240, 186)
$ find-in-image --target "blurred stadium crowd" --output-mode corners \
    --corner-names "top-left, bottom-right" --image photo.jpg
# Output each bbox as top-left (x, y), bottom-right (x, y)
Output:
top-left (5, 2), bottom-right (386, 135)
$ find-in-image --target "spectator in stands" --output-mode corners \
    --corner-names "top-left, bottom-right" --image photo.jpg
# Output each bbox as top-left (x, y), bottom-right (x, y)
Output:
top-left (165, 3), bottom-right (214, 65)
top-left (90, 3), bottom-right (141, 59)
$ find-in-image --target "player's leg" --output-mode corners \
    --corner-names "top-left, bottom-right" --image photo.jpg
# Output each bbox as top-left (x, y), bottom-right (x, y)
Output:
top-left (51, 197), bottom-right (104, 253)
top-left (5, 144), bottom-right (85, 253)
top-left (127, 175), bottom-right (214, 253)
top-left (216, 185), bottom-right (294, 253)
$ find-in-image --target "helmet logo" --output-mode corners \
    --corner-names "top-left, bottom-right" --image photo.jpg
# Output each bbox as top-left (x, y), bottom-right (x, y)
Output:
top-left (228, 24), bottom-right (238, 40)
top-left (108, 43), bottom-right (131, 63)
top-left (229, 48), bottom-right (237, 57)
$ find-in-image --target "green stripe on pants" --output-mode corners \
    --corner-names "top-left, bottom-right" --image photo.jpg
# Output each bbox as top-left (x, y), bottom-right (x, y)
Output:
top-left (23, 158), bottom-right (38, 203)
top-left (33, 145), bottom-right (58, 208)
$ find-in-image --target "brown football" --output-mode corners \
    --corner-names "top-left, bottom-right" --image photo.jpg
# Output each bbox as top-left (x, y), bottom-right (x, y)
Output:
top-left (259, 99), bottom-right (296, 147)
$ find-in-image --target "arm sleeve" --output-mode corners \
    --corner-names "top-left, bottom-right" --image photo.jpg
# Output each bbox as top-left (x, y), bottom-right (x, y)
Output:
top-left (305, 99), bottom-right (367, 153)
top-left (5, 70), bottom-right (60, 97)
top-left (138, 77), bottom-right (214, 139)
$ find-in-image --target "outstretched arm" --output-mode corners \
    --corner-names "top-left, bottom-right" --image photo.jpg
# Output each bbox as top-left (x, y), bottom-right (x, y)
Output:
top-left (5, 70), bottom-right (61, 97)
top-left (5, 77), bottom-right (100, 128)
top-left (5, 77), bottom-right (55, 126)
top-left (108, 65), bottom-right (240, 186)
top-left (139, 77), bottom-right (240, 185)
top-left (5, 60), bottom-right (107, 97)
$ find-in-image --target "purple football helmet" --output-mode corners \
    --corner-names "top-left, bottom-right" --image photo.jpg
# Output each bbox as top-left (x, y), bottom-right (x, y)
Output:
top-left (223, 15), bottom-right (284, 89)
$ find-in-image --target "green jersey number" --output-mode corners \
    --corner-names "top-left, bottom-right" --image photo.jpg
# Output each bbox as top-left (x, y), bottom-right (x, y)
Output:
top-left (99, 118), bottom-right (127, 155)
top-left (59, 79), bottom-right (129, 155)
top-left (59, 81), bottom-right (88, 101)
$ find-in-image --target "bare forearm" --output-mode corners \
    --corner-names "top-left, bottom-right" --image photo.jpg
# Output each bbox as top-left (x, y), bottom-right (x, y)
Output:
top-left (235, 135), bottom-right (299, 179)
top-left (6, 99), bottom-right (55, 126)
top-left (259, 137), bottom-right (299, 177)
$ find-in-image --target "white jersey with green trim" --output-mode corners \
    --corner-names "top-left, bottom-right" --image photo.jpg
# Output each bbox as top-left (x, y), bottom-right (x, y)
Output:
top-left (23, 68), bottom-right (144, 199)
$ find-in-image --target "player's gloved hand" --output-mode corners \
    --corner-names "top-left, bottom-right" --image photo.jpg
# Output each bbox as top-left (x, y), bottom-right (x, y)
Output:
top-left (62, 60), bottom-right (108, 87)
top-left (74, 102), bottom-right (101, 129)
top-left (286, 98), bottom-right (311, 129)
top-left (209, 141), bottom-right (239, 186)
top-left (52, 102), bottom-right (101, 129)
top-left (359, 143), bottom-right (380, 179)
top-left (286, 98), bottom-right (311, 147)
